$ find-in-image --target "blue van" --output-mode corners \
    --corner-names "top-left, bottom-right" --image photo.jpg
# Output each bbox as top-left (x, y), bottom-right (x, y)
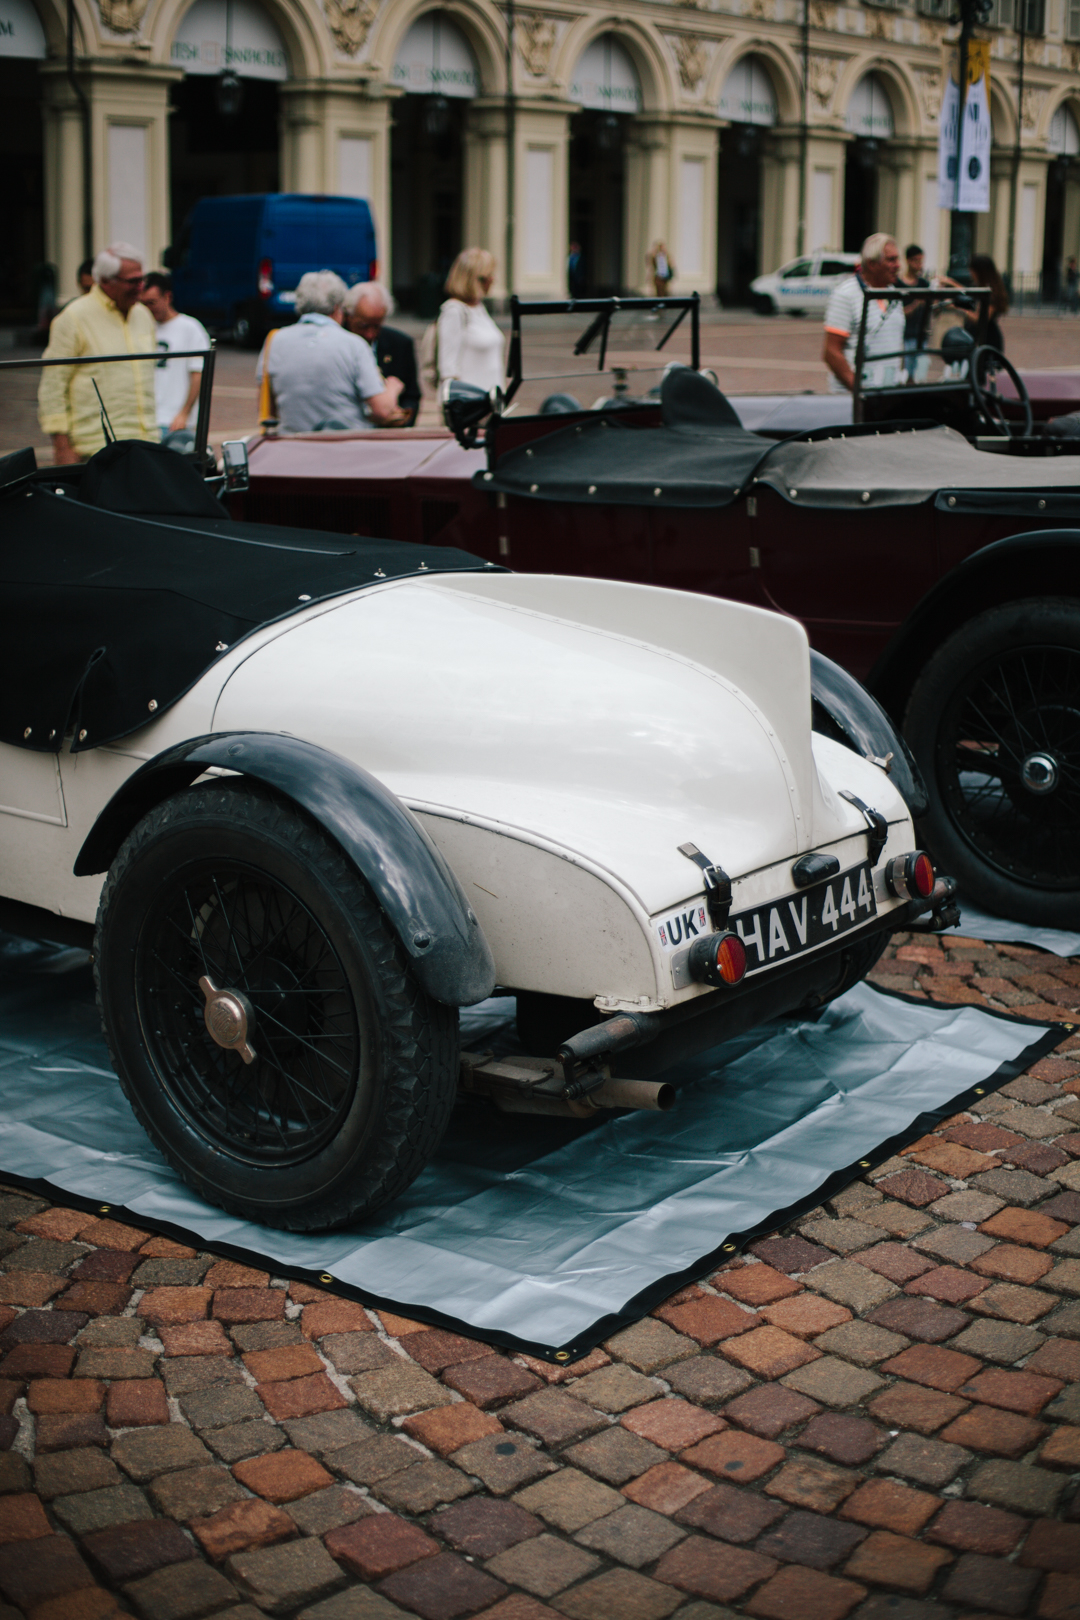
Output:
top-left (169, 194), bottom-right (378, 345)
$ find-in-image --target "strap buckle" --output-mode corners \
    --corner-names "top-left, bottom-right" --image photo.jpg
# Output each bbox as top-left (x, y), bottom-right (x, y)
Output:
top-left (678, 843), bottom-right (733, 928)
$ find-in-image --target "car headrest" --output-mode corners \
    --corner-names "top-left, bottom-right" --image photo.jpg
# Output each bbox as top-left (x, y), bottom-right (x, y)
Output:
top-left (79, 439), bottom-right (224, 516)
top-left (661, 367), bottom-right (744, 433)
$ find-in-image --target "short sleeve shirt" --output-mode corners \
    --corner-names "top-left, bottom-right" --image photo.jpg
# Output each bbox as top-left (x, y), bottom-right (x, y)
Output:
top-left (257, 314), bottom-right (385, 432)
top-left (824, 275), bottom-right (906, 395)
top-left (153, 312), bottom-right (210, 430)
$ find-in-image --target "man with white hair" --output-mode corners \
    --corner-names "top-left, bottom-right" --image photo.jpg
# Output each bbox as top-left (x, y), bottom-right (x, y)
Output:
top-left (343, 282), bottom-right (420, 425)
top-left (256, 270), bottom-right (406, 432)
top-left (38, 243), bottom-right (158, 464)
top-left (822, 233), bottom-right (904, 394)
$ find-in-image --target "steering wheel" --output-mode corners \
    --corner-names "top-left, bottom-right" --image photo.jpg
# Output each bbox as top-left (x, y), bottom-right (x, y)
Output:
top-left (970, 346), bottom-right (1033, 440)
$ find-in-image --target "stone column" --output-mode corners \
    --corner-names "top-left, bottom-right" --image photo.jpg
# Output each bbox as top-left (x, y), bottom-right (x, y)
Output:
top-left (625, 115), bottom-right (671, 294)
top-left (40, 67), bottom-right (87, 290)
top-left (463, 98), bottom-right (509, 298)
top-left (279, 81), bottom-right (325, 192)
top-left (759, 129), bottom-right (801, 272)
top-left (625, 114), bottom-right (718, 297)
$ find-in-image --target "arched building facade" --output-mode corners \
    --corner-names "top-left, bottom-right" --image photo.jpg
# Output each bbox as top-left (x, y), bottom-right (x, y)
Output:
top-left (8, 0), bottom-right (1080, 314)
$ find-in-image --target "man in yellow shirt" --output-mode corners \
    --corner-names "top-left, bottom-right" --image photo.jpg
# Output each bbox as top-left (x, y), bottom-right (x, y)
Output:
top-left (38, 243), bottom-right (158, 465)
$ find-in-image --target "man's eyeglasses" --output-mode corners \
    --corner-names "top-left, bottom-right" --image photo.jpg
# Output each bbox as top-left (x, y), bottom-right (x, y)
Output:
top-left (113, 274), bottom-right (147, 286)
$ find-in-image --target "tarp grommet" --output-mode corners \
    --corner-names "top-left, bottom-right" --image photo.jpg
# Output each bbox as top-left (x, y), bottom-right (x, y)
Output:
top-left (319, 1273), bottom-right (333, 1284)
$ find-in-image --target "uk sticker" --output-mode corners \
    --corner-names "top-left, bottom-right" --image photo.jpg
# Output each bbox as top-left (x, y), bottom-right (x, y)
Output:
top-left (657, 903), bottom-right (708, 951)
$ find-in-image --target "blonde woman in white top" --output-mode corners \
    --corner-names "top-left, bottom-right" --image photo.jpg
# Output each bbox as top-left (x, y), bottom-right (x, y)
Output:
top-left (436, 248), bottom-right (505, 392)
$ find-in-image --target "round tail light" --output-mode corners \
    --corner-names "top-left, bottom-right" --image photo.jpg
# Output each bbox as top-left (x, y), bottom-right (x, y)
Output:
top-left (257, 258), bottom-right (274, 299)
top-left (688, 931), bottom-right (747, 989)
top-left (886, 850), bottom-right (936, 900)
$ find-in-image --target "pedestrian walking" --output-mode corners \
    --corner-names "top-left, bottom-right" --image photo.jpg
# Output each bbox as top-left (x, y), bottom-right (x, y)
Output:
top-left (969, 254), bottom-right (1009, 352)
top-left (822, 233), bottom-right (904, 394)
top-left (567, 242), bottom-right (585, 298)
top-left (343, 282), bottom-right (420, 424)
top-left (255, 271), bottom-right (407, 432)
top-left (435, 249), bottom-right (504, 392)
top-left (37, 242), bottom-right (157, 465)
top-left (139, 272), bottom-right (211, 440)
top-left (647, 241), bottom-right (674, 296)
top-left (900, 243), bottom-right (931, 381)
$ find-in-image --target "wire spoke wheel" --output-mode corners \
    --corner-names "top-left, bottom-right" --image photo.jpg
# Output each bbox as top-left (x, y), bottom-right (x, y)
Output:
top-left (138, 861), bottom-right (360, 1166)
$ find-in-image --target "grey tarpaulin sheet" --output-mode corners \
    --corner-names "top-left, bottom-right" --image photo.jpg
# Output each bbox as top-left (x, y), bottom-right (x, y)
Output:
top-left (0, 963), bottom-right (1057, 1360)
top-left (957, 904), bottom-right (1080, 959)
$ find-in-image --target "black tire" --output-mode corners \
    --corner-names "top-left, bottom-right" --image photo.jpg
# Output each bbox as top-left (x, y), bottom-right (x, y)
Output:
top-left (752, 295), bottom-right (776, 316)
top-left (904, 598), bottom-right (1080, 927)
top-left (95, 783), bottom-right (459, 1230)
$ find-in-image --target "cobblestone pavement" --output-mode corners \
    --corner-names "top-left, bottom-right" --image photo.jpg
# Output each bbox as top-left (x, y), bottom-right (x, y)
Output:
top-left (0, 934), bottom-right (1077, 1617)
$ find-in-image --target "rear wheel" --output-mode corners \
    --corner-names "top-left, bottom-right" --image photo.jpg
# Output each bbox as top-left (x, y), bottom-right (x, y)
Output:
top-left (95, 784), bottom-right (458, 1229)
top-left (752, 294), bottom-right (776, 316)
top-left (904, 599), bottom-right (1080, 927)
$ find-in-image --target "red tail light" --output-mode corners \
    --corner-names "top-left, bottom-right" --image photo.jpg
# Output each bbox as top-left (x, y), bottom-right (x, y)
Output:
top-left (257, 258), bottom-right (274, 299)
top-left (886, 850), bottom-right (936, 900)
top-left (368, 258), bottom-right (379, 281)
top-left (689, 931), bottom-right (747, 989)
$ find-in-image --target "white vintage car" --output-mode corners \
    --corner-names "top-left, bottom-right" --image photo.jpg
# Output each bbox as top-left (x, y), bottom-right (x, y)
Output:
top-left (0, 431), bottom-right (953, 1230)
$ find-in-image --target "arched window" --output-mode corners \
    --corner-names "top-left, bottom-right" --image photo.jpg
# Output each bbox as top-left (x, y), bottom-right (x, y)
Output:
top-left (172, 0), bottom-right (288, 78)
top-left (569, 34), bottom-right (642, 114)
top-left (0, 0), bottom-right (46, 58)
top-left (846, 73), bottom-right (894, 139)
top-left (393, 12), bottom-right (480, 98)
top-left (719, 56), bottom-right (777, 126)
top-left (1049, 104), bottom-right (1080, 155)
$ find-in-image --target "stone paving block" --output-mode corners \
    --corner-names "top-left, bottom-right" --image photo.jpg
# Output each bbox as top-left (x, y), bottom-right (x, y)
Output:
top-left (880, 1342), bottom-right (982, 1391)
top-left (181, 1383), bottom-right (265, 1431)
top-left (565, 1364), bottom-right (661, 1414)
top-left (231, 1321), bottom-right (304, 1353)
top-left (452, 1434), bottom-right (556, 1496)
top-left (228, 1538), bottom-right (347, 1615)
top-left (928, 1189), bottom-right (1005, 1223)
top-left (325, 1513), bottom-right (438, 1580)
top-left (378, 1551), bottom-right (507, 1620)
top-left (75, 1316), bottom-right (143, 1348)
top-left (867, 1382), bottom-right (969, 1435)
top-left (903, 1264), bottom-right (989, 1304)
top-left (912, 1225), bottom-right (997, 1264)
top-left (191, 1497), bottom-right (296, 1562)
top-left (924, 1497), bottom-right (1027, 1554)
top-left (941, 1550), bottom-right (1040, 1615)
top-left (749, 1236), bottom-right (834, 1274)
top-left (399, 1330), bottom-right (493, 1376)
top-left (1, 1307), bottom-right (84, 1347)
top-left (161, 1355), bottom-right (245, 1397)
top-left (0, 1455), bottom-right (29, 1495)
top-left (680, 1429), bottom-right (784, 1484)
top-left (73, 1347), bottom-right (156, 1383)
top-left (258, 1372), bottom-right (348, 1423)
top-left (401, 1403), bottom-right (503, 1458)
top-left (0, 1271), bottom-right (67, 1307)
top-left (621, 1462), bottom-right (711, 1515)
top-left (82, 1519), bottom-right (197, 1584)
top-left (432, 1496), bottom-right (544, 1559)
top-left (35, 1449), bottom-right (121, 1500)
top-left (621, 1396), bottom-right (724, 1451)
top-left (969, 1457), bottom-right (1065, 1515)
top-left (107, 1379), bottom-right (169, 1427)
top-left (723, 1383), bottom-right (819, 1439)
top-left (112, 1425), bottom-right (212, 1482)
top-left (204, 1260), bottom-right (270, 1289)
top-left (958, 1365), bottom-right (1062, 1414)
top-left (842, 1530), bottom-right (952, 1595)
top-left (971, 1243), bottom-right (1054, 1284)
top-left (758, 1296), bottom-right (852, 1339)
top-left (838, 1478), bottom-right (938, 1536)
top-left (0, 1532), bottom-right (95, 1610)
top-left (858, 1202), bottom-right (934, 1238)
top-left (485, 1531), bottom-right (600, 1596)
top-left (36, 1413), bottom-right (110, 1452)
top-left (287, 1484), bottom-right (374, 1537)
top-left (319, 1333), bottom-right (397, 1376)
top-left (552, 1566), bottom-right (683, 1620)
top-left (951, 1318), bottom-right (1046, 1364)
top-left (330, 1434), bottom-right (425, 1491)
top-left (714, 1264), bottom-right (801, 1307)
top-left (350, 1363), bottom-right (449, 1421)
top-left (873, 1432), bottom-right (970, 1487)
top-left (811, 1321), bottom-right (908, 1366)
top-left (980, 1205), bottom-right (1071, 1245)
top-left (970, 1281), bottom-right (1058, 1324)
top-left (805, 1262), bottom-right (899, 1313)
top-left (1044, 1300), bottom-right (1080, 1339)
top-left (0, 1491), bottom-right (49, 1542)
top-left (763, 1459), bottom-right (860, 1512)
top-left (131, 1258), bottom-right (211, 1288)
top-left (563, 1425), bottom-right (665, 1486)
top-left (720, 1326), bottom-right (820, 1379)
top-left (799, 1219), bottom-right (885, 1255)
top-left (754, 1509), bottom-right (867, 1572)
top-left (212, 1288), bottom-right (285, 1325)
top-left (122, 1560), bottom-right (240, 1620)
top-left (233, 1449), bottom-right (334, 1502)
top-left (651, 1536), bottom-right (777, 1604)
top-left (299, 1301), bottom-right (374, 1340)
top-left (297, 1594), bottom-right (409, 1620)
top-left (798, 1414), bottom-right (886, 1467)
top-left (674, 1480), bottom-right (785, 1544)
top-left (852, 1243), bottom-right (935, 1286)
top-left (28, 1376), bottom-right (104, 1414)
top-left (1018, 1517), bottom-right (1080, 1571)
top-left (284, 1410), bottom-right (376, 1457)
top-left (512, 1468), bottom-right (623, 1531)
top-left (781, 1357), bottom-right (885, 1408)
top-left (440, 1358), bottom-right (542, 1411)
top-left (1041, 1572), bottom-right (1080, 1619)
top-left (205, 1420), bottom-right (288, 1464)
top-left (149, 1465), bottom-right (246, 1522)
top-left (666, 1358), bottom-right (752, 1407)
top-left (374, 1455), bottom-right (475, 1514)
top-left (576, 1501), bottom-right (687, 1567)
top-left (242, 1343), bottom-right (324, 1383)
top-left (744, 1564), bottom-right (866, 1620)
top-left (52, 1482), bottom-right (154, 1535)
top-left (502, 1389), bottom-right (608, 1446)
top-left (7, 1237), bottom-right (84, 1273)
top-left (138, 1287), bottom-right (213, 1325)
top-left (602, 1319), bottom-right (698, 1372)
top-left (656, 1295), bottom-right (759, 1347)
top-left (875, 1169), bottom-right (949, 1207)
top-left (2, 1342), bottom-right (74, 1379)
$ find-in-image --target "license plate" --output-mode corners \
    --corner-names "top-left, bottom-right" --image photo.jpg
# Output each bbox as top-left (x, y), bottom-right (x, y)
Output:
top-left (731, 862), bottom-right (877, 973)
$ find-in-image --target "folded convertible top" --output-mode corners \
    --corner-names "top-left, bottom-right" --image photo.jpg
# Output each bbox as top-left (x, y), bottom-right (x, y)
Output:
top-left (0, 441), bottom-right (494, 754)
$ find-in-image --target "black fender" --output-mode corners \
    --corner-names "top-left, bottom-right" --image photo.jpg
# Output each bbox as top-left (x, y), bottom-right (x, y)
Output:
top-left (868, 529), bottom-right (1080, 721)
top-left (810, 650), bottom-right (928, 818)
top-left (74, 731), bottom-right (496, 1008)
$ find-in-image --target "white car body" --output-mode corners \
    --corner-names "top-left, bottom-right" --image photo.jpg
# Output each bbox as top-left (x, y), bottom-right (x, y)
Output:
top-left (751, 251), bottom-right (859, 316)
top-left (1, 570), bottom-right (913, 1017)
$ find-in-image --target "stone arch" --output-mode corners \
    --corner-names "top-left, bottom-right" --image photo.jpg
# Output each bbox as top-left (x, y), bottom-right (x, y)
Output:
top-left (153, 0), bottom-right (325, 78)
top-left (19, 0), bottom-right (72, 60)
top-left (373, 0), bottom-right (506, 96)
top-left (834, 55), bottom-right (920, 140)
top-left (707, 38), bottom-right (801, 128)
top-left (1039, 84), bottom-right (1080, 149)
top-left (555, 14), bottom-right (674, 115)
top-left (989, 77), bottom-right (1017, 149)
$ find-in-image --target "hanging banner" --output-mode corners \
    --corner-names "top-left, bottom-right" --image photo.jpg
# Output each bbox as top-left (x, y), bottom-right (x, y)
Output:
top-left (937, 41), bottom-right (992, 212)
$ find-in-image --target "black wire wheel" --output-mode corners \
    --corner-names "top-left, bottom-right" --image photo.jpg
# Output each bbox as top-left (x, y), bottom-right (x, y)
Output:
top-left (95, 782), bottom-right (459, 1229)
top-left (904, 599), bottom-right (1080, 927)
top-left (970, 346), bottom-right (1033, 440)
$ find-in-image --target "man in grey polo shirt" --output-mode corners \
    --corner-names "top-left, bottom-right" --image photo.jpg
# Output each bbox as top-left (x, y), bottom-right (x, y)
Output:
top-left (256, 270), bottom-right (407, 431)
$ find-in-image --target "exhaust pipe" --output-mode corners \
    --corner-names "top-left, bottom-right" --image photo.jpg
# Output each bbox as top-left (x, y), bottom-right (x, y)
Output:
top-left (492, 1076), bottom-right (674, 1117)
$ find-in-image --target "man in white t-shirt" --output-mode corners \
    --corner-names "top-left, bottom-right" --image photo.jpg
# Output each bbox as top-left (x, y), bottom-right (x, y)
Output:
top-left (140, 273), bottom-right (211, 436)
top-left (822, 234), bottom-right (905, 395)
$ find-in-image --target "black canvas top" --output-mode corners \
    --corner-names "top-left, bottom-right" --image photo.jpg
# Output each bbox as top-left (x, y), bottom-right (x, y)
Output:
top-left (1, 441), bottom-right (495, 754)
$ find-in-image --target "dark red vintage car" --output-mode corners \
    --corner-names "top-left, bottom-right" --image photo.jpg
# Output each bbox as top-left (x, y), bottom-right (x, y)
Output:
top-left (232, 295), bottom-right (1080, 929)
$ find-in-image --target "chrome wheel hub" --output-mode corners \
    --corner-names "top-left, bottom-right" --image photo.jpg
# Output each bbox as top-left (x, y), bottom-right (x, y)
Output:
top-left (1020, 752), bottom-right (1059, 796)
top-left (199, 975), bottom-right (257, 1065)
